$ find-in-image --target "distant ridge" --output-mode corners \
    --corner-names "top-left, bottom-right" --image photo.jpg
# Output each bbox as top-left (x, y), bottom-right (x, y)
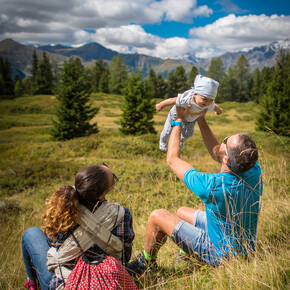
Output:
top-left (0, 39), bottom-right (66, 79)
top-left (196, 39), bottom-right (290, 71)
top-left (38, 42), bottom-right (167, 76)
top-left (38, 42), bottom-right (118, 61)
top-left (0, 38), bottom-right (289, 80)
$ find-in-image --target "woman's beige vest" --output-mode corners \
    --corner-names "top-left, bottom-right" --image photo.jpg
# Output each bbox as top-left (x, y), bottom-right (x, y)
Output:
top-left (46, 201), bottom-right (125, 288)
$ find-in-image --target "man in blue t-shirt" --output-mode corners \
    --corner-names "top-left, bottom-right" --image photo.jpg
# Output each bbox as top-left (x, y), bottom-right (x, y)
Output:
top-left (127, 106), bottom-right (263, 275)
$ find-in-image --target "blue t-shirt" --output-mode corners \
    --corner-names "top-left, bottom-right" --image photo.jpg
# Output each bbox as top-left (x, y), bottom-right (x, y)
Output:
top-left (184, 162), bottom-right (263, 255)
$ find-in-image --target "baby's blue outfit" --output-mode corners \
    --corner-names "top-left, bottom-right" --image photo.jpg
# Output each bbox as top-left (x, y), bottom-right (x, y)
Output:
top-left (159, 89), bottom-right (215, 151)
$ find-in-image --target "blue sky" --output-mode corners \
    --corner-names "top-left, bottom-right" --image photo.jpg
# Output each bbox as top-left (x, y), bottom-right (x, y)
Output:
top-left (143, 0), bottom-right (290, 38)
top-left (0, 0), bottom-right (289, 59)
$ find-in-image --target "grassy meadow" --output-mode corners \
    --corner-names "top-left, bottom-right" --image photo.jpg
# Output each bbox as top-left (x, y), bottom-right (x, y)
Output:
top-left (0, 93), bottom-right (289, 289)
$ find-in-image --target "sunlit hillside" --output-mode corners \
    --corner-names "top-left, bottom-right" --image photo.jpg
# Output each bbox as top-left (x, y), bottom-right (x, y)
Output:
top-left (0, 94), bottom-right (289, 289)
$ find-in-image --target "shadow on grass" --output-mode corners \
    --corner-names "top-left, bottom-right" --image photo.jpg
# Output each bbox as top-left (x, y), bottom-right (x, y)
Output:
top-left (131, 257), bottom-right (208, 289)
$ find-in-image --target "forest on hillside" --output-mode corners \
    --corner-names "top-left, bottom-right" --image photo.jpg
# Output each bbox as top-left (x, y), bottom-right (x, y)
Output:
top-left (0, 49), bottom-right (289, 137)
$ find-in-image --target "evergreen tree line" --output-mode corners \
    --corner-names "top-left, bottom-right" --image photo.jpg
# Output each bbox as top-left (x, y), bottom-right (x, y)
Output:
top-left (52, 57), bottom-right (156, 139)
top-left (0, 49), bottom-right (289, 137)
top-left (207, 54), bottom-right (276, 104)
top-left (0, 50), bottom-right (281, 104)
top-left (0, 51), bottom-right (54, 97)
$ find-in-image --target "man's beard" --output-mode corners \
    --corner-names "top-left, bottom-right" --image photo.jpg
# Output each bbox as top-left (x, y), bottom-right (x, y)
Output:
top-left (213, 145), bottom-right (224, 163)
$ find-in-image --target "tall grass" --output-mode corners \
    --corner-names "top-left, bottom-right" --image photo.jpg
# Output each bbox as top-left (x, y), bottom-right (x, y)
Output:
top-left (0, 94), bottom-right (289, 289)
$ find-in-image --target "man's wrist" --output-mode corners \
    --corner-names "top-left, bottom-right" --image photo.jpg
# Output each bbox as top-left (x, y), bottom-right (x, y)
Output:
top-left (175, 118), bottom-right (183, 123)
top-left (197, 115), bottom-right (206, 126)
top-left (171, 120), bottom-right (183, 127)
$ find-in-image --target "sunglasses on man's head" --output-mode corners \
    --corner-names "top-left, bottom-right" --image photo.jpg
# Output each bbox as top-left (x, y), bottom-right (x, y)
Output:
top-left (100, 162), bottom-right (119, 184)
top-left (222, 136), bottom-right (229, 156)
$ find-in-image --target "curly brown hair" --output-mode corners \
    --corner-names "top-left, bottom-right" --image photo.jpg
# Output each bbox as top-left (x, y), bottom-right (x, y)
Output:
top-left (42, 165), bottom-right (110, 241)
top-left (42, 185), bottom-right (78, 241)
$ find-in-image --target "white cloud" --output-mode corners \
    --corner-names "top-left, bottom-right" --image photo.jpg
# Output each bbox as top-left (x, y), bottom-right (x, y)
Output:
top-left (151, 0), bottom-right (212, 23)
top-left (93, 25), bottom-right (158, 49)
top-left (0, 0), bottom-right (289, 60)
top-left (87, 13), bottom-right (290, 59)
top-left (139, 37), bottom-right (191, 59)
top-left (83, 0), bottom-right (162, 24)
top-left (88, 26), bottom-right (195, 59)
top-left (0, 0), bottom-right (210, 50)
top-left (0, 0), bottom-right (205, 39)
top-left (73, 30), bottom-right (92, 44)
top-left (189, 14), bottom-right (290, 54)
top-left (215, 0), bottom-right (244, 13)
top-left (192, 5), bottom-right (213, 18)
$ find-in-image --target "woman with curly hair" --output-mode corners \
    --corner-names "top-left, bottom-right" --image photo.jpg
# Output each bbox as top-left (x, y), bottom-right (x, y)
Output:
top-left (21, 163), bottom-right (136, 290)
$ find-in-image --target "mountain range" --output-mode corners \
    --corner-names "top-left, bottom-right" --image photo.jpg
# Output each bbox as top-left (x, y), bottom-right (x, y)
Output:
top-left (0, 38), bottom-right (289, 80)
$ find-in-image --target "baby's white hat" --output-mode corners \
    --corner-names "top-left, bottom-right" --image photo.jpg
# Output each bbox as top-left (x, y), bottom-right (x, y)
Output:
top-left (194, 74), bottom-right (219, 100)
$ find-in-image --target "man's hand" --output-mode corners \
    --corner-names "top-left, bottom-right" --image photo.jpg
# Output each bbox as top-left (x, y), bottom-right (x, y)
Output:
top-left (176, 105), bottom-right (191, 122)
top-left (197, 108), bottom-right (220, 162)
top-left (198, 108), bottom-right (208, 120)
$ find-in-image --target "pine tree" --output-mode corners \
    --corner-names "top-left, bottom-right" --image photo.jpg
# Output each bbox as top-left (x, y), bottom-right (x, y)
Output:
top-left (109, 54), bottom-right (128, 94)
top-left (207, 57), bottom-right (225, 101)
top-left (250, 68), bottom-right (262, 103)
top-left (217, 67), bottom-right (239, 102)
top-left (4, 59), bottom-right (14, 95)
top-left (98, 73), bottom-right (109, 93)
top-left (207, 57), bottom-right (225, 83)
top-left (233, 54), bottom-right (251, 102)
top-left (31, 50), bottom-right (39, 94)
top-left (166, 71), bottom-right (177, 98)
top-left (256, 50), bottom-right (290, 136)
top-left (145, 68), bottom-right (158, 98)
top-left (37, 52), bottom-right (53, 94)
top-left (14, 75), bottom-right (24, 97)
top-left (51, 57), bottom-right (99, 140)
top-left (175, 66), bottom-right (188, 93)
top-left (155, 74), bottom-right (167, 98)
top-left (260, 66), bottom-right (275, 98)
top-left (31, 50), bottom-right (38, 81)
top-left (0, 57), bottom-right (14, 96)
top-left (0, 75), bottom-right (5, 96)
top-left (22, 78), bottom-right (32, 95)
top-left (187, 66), bottom-right (198, 88)
top-left (92, 59), bottom-right (109, 93)
top-left (120, 71), bottom-right (156, 135)
top-left (0, 57), bottom-right (5, 95)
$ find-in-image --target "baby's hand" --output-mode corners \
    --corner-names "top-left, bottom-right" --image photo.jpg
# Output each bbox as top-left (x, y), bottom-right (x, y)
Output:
top-left (156, 103), bottom-right (163, 112)
top-left (215, 108), bottom-right (223, 115)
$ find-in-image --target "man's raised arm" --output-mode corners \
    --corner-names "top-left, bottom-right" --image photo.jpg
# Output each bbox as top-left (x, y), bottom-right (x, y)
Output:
top-left (197, 112), bottom-right (220, 162)
top-left (166, 106), bottom-right (193, 182)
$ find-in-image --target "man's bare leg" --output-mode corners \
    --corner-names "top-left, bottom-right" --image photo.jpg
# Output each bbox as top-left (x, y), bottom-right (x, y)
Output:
top-left (144, 209), bottom-right (181, 257)
top-left (126, 209), bottom-right (182, 275)
top-left (176, 207), bottom-right (197, 225)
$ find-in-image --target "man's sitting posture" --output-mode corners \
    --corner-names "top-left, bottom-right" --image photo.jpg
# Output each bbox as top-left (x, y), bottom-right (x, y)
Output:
top-left (126, 106), bottom-right (263, 275)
